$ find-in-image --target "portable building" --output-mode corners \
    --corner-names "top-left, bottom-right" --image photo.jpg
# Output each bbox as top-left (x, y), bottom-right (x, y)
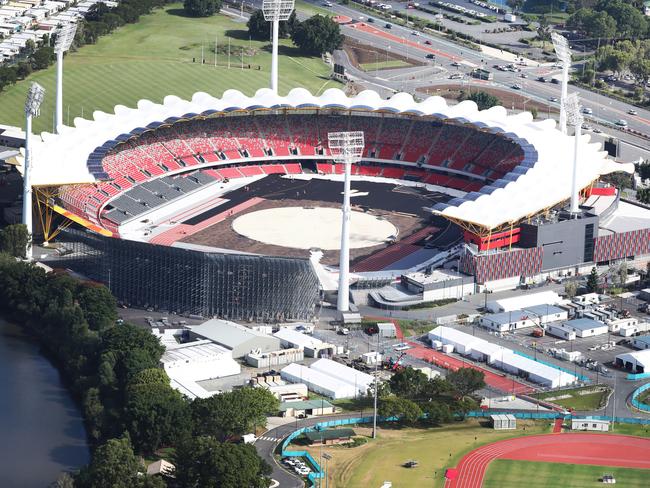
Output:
top-left (523, 304), bottom-right (568, 324)
top-left (560, 318), bottom-right (608, 338)
top-left (490, 414), bottom-right (516, 430)
top-left (377, 322), bottom-right (397, 338)
top-left (479, 309), bottom-right (538, 332)
top-left (486, 291), bottom-right (561, 313)
top-left (279, 399), bottom-right (335, 418)
top-left (632, 335), bottom-right (650, 350)
top-left (545, 323), bottom-right (576, 340)
top-left (274, 328), bottom-right (335, 358)
top-left (571, 418), bottom-right (609, 432)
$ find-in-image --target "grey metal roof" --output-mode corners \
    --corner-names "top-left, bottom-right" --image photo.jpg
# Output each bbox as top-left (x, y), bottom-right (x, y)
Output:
top-left (523, 304), bottom-right (566, 316)
top-left (279, 399), bottom-right (334, 411)
top-left (190, 319), bottom-right (276, 349)
top-left (483, 309), bottom-right (531, 325)
top-left (633, 335), bottom-right (650, 347)
top-left (562, 318), bottom-right (607, 331)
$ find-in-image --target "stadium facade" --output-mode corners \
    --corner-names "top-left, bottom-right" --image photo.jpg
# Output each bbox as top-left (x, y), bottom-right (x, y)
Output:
top-left (18, 88), bottom-right (644, 319)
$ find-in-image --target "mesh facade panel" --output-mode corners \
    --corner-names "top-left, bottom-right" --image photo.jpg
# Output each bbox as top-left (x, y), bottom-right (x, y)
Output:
top-left (54, 229), bottom-right (319, 321)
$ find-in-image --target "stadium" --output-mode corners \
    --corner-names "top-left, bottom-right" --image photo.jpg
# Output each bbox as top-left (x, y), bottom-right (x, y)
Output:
top-left (19, 87), bottom-right (645, 321)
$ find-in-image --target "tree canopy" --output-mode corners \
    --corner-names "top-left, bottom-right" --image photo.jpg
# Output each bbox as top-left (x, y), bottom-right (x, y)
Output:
top-left (465, 91), bottom-right (501, 111)
top-left (183, 0), bottom-right (222, 17)
top-left (247, 9), bottom-right (298, 40)
top-left (0, 224), bottom-right (30, 258)
top-left (446, 368), bottom-right (486, 398)
top-left (291, 15), bottom-right (343, 56)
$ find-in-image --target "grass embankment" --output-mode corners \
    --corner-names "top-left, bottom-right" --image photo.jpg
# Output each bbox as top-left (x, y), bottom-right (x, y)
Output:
top-left (359, 59), bottom-right (412, 71)
top-left (299, 419), bottom-right (553, 488)
top-left (532, 386), bottom-right (611, 411)
top-left (0, 4), bottom-right (338, 133)
top-left (484, 459), bottom-right (650, 488)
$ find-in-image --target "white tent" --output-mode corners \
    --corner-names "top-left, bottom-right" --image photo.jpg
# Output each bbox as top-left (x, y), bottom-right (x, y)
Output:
top-left (280, 363), bottom-right (357, 399)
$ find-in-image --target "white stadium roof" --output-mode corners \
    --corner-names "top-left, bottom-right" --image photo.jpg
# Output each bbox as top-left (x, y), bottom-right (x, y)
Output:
top-left (18, 87), bottom-right (634, 230)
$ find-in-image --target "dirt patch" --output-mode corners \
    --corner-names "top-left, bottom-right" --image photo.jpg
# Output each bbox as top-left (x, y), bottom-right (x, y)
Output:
top-left (417, 84), bottom-right (559, 114)
top-left (180, 198), bottom-right (425, 266)
top-left (343, 37), bottom-right (424, 71)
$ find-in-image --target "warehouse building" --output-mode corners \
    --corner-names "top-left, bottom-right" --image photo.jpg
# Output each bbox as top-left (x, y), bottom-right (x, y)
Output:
top-left (615, 349), bottom-right (650, 374)
top-left (310, 358), bottom-right (375, 394)
top-left (559, 318), bottom-right (608, 338)
top-left (190, 319), bottom-right (281, 358)
top-left (274, 328), bottom-right (336, 358)
top-left (486, 291), bottom-right (562, 313)
top-left (428, 326), bottom-right (576, 387)
top-left (280, 363), bottom-right (359, 399)
top-left (161, 340), bottom-right (241, 399)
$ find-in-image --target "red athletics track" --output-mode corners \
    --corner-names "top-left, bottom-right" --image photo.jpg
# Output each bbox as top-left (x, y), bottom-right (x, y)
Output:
top-left (405, 342), bottom-right (535, 394)
top-left (347, 23), bottom-right (460, 61)
top-left (446, 433), bottom-right (650, 488)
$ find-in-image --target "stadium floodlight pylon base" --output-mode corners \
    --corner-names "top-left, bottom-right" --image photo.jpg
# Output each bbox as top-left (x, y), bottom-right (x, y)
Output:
top-left (328, 131), bottom-right (365, 313)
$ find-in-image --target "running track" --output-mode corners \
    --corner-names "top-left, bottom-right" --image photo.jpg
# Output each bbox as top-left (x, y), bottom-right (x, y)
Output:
top-left (405, 342), bottom-right (535, 394)
top-left (446, 433), bottom-right (650, 488)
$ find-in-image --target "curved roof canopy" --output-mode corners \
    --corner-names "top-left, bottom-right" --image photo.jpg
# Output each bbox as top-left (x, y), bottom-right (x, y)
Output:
top-left (19, 87), bottom-right (633, 231)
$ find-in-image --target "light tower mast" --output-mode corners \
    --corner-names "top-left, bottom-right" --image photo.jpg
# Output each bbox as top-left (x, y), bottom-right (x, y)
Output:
top-left (565, 92), bottom-right (584, 215)
top-left (54, 23), bottom-right (77, 134)
top-left (23, 82), bottom-right (46, 260)
top-left (262, 0), bottom-right (294, 94)
top-left (552, 32), bottom-right (571, 135)
top-left (327, 131), bottom-right (365, 313)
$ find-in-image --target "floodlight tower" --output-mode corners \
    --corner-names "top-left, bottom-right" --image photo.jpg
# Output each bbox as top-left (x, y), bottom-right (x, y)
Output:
top-left (552, 32), bottom-right (571, 135)
top-left (23, 82), bottom-right (46, 260)
top-left (565, 92), bottom-right (583, 215)
top-left (54, 23), bottom-right (77, 133)
top-left (262, 0), bottom-right (294, 94)
top-left (328, 131), bottom-right (365, 313)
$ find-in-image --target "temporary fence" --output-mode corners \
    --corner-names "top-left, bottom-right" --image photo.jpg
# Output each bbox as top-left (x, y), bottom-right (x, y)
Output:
top-left (627, 372), bottom-right (650, 381)
top-left (631, 382), bottom-right (650, 413)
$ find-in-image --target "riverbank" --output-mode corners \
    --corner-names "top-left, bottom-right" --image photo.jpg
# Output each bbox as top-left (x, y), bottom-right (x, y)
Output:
top-left (0, 318), bottom-right (89, 487)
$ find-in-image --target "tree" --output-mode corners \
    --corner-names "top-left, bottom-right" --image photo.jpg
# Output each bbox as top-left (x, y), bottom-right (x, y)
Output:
top-left (291, 15), bottom-right (343, 56)
top-left (564, 281), bottom-right (578, 298)
top-left (174, 436), bottom-right (271, 488)
top-left (184, 0), bottom-right (222, 17)
top-left (638, 188), bottom-right (650, 205)
top-left (536, 15), bottom-right (551, 50)
top-left (618, 261), bottom-right (628, 286)
top-left (75, 436), bottom-right (141, 488)
top-left (191, 387), bottom-right (279, 440)
top-left (247, 9), bottom-right (297, 40)
top-left (31, 46), bottom-right (55, 70)
top-left (378, 396), bottom-right (422, 424)
top-left (466, 91), bottom-right (500, 110)
top-left (83, 387), bottom-right (105, 441)
top-left (421, 400), bottom-right (453, 426)
top-left (506, 0), bottom-right (525, 13)
top-left (446, 368), bottom-right (485, 399)
top-left (52, 472), bottom-right (75, 488)
top-left (124, 381), bottom-right (189, 453)
top-left (584, 10), bottom-right (616, 39)
top-left (388, 367), bottom-right (430, 399)
top-left (0, 223), bottom-right (30, 258)
top-left (587, 266), bottom-right (600, 292)
top-left (76, 283), bottom-right (117, 332)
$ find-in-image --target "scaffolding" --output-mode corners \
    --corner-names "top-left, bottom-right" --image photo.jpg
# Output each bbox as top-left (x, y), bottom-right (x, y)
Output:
top-left (52, 229), bottom-right (320, 322)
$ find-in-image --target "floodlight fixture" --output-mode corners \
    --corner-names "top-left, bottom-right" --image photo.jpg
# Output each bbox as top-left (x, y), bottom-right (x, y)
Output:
top-left (25, 82), bottom-right (45, 117)
top-left (262, 0), bottom-right (295, 94)
top-left (54, 23), bottom-right (77, 133)
top-left (54, 22), bottom-right (77, 54)
top-left (23, 82), bottom-right (46, 260)
top-left (564, 92), bottom-right (583, 215)
top-left (327, 131), bottom-right (365, 313)
top-left (552, 32), bottom-right (572, 135)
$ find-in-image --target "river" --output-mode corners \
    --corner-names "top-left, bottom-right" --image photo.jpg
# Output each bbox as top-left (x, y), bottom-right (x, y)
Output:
top-left (0, 318), bottom-right (90, 487)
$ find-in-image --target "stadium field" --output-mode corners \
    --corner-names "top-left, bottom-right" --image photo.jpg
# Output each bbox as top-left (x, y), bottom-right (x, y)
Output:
top-left (0, 4), bottom-right (338, 133)
top-left (301, 420), bottom-right (553, 488)
top-left (483, 459), bottom-right (650, 488)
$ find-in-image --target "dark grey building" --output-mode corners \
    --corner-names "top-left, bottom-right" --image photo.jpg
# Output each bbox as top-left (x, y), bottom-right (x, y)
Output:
top-left (53, 229), bottom-right (319, 322)
top-left (518, 210), bottom-right (599, 271)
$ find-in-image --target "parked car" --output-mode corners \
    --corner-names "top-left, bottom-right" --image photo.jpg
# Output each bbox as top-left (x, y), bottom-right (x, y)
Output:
top-left (615, 119), bottom-right (628, 127)
top-left (549, 96), bottom-right (559, 102)
top-left (582, 107), bottom-right (593, 114)
top-left (511, 84), bottom-right (522, 90)
top-left (537, 76), bottom-right (546, 82)
top-left (628, 109), bottom-right (638, 115)
top-left (424, 39), bottom-right (432, 45)
top-left (385, 23), bottom-right (392, 29)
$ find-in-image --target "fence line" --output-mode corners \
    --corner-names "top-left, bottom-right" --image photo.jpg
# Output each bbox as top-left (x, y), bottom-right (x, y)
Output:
top-left (631, 382), bottom-right (650, 412)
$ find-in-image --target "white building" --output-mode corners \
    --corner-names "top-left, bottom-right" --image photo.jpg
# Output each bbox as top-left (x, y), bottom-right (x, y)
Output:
top-left (428, 326), bottom-right (576, 387)
top-left (523, 304), bottom-right (568, 324)
top-left (377, 322), bottom-right (397, 338)
top-left (401, 269), bottom-right (475, 301)
top-left (310, 358), bottom-right (374, 395)
top-left (559, 318), bottom-right (608, 338)
top-left (280, 363), bottom-right (358, 399)
top-left (615, 349), bottom-right (650, 374)
top-left (479, 309), bottom-right (538, 332)
top-left (161, 340), bottom-right (241, 399)
top-left (571, 418), bottom-right (610, 432)
top-left (545, 323), bottom-right (577, 340)
top-left (274, 328), bottom-right (335, 358)
top-left (486, 291), bottom-right (562, 313)
top-left (491, 414), bottom-right (516, 430)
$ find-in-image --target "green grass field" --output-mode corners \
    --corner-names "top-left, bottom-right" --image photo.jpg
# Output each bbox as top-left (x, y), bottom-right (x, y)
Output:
top-left (359, 59), bottom-right (412, 71)
top-left (310, 420), bottom-right (553, 488)
top-left (484, 460), bottom-right (650, 488)
top-left (0, 4), bottom-right (339, 133)
top-left (532, 386), bottom-right (610, 411)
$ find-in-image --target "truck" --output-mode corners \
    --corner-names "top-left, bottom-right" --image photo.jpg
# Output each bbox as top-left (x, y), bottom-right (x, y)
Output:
top-left (532, 328), bottom-right (545, 338)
